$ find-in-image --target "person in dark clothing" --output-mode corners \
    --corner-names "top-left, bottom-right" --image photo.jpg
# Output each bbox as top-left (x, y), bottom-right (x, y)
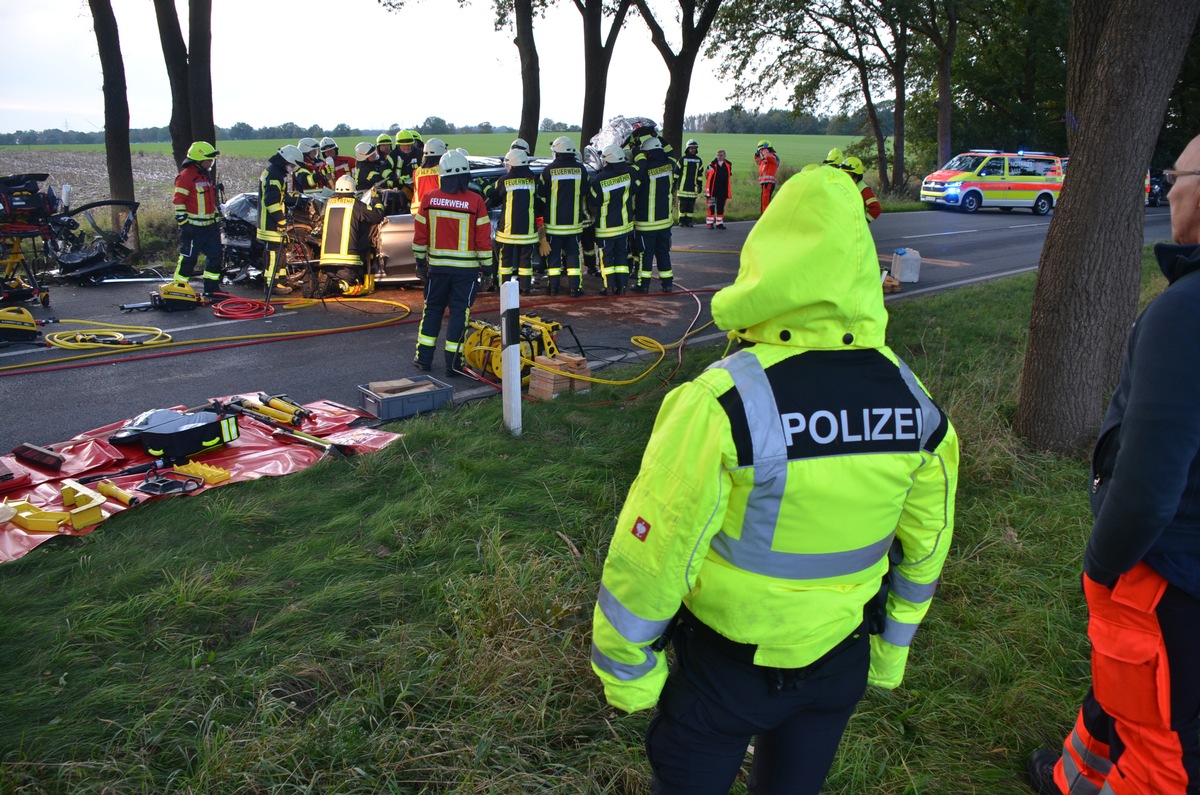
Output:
top-left (676, 139), bottom-right (704, 227)
top-left (172, 141), bottom-right (222, 297)
top-left (315, 175), bottom-right (387, 296)
top-left (485, 148), bottom-right (544, 295)
top-left (537, 136), bottom-right (589, 296)
top-left (588, 144), bottom-right (635, 295)
top-left (630, 137), bottom-right (677, 292)
top-left (257, 144), bottom-right (306, 297)
top-left (1027, 132), bottom-right (1200, 795)
top-left (705, 150), bottom-right (733, 229)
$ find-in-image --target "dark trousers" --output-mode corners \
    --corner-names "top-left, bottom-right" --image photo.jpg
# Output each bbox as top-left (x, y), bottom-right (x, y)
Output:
top-left (176, 224), bottom-right (222, 293)
top-left (415, 268), bottom-right (478, 370)
top-left (647, 615), bottom-right (869, 795)
top-left (637, 228), bottom-right (673, 286)
top-left (599, 233), bottom-right (630, 292)
top-left (546, 233), bottom-right (580, 292)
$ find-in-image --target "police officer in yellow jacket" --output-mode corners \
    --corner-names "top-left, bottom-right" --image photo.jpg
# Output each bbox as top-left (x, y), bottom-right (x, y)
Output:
top-left (591, 166), bottom-right (959, 795)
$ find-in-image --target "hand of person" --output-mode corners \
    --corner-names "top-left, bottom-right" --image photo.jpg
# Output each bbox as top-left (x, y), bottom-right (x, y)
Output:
top-left (415, 259), bottom-right (428, 281)
top-left (175, 213), bottom-right (188, 226)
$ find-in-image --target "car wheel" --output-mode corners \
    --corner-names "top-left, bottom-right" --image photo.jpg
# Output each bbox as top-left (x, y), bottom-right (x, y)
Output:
top-left (1032, 194), bottom-right (1052, 215)
top-left (960, 192), bottom-right (981, 213)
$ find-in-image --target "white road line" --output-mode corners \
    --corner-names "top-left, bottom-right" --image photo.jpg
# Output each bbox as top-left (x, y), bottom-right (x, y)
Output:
top-left (902, 229), bottom-right (979, 238)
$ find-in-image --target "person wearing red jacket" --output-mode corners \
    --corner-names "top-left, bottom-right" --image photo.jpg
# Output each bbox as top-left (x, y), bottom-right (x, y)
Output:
top-left (839, 157), bottom-right (881, 223)
top-left (754, 140), bottom-right (781, 214)
top-left (172, 141), bottom-right (222, 297)
top-left (320, 137), bottom-right (357, 184)
top-left (705, 150), bottom-right (733, 229)
top-left (412, 150), bottom-right (492, 376)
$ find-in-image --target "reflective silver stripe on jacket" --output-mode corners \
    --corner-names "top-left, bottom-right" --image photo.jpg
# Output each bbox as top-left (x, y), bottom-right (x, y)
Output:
top-left (707, 350), bottom-right (895, 579)
top-left (591, 642), bottom-right (657, 681)
top-left (597, 583), bottom-right (674, 644)
top-left (889, 569), bottom-right (939, 604)
top-left (895, 359), bottom-right (940, 451)
top-left (880, 616), bottom-right (919, 647)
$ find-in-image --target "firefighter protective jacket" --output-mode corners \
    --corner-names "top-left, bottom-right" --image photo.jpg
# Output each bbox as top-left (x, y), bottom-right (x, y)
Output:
top-left (588, 161), bottom-right (634, 239)
top-left (591, 167), bottom-right (959, 713)
top-left (292, 164), bottom-right (323, 194)
top-left (706, 158), bottom-right (733, 199)
top-left (755, 147), bottom-right (780, 185)
top-left (173, 161), bottom-right (220, 226)
top-left (356, 158), bottom-right (392, 192)
top-left (256, 153), bottom-right (290, 244)
top-left (319, 193), bottom-right (387, 267)
top-left (860, 182), bottom-right (882, 223)
top-left (412, 188), bottom-right (492, 270)
top-left (486, 165), bottom-right (543, 246)
top-left (631, 149), bottom-right (676, 232)
top-left (410, 159), bottom-right (442, 216)
top-left (537, 153), bottom-right (588, 236)
top-left (677, 152), bottom-right (705, 198)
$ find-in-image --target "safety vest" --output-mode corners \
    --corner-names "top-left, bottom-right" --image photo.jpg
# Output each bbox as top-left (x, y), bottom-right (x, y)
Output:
top-left (173, 162), bottom-right (220, 226)
top-left (319, 195), bottom-right (363, 267)
top-left (256, 157), bottom-right (289, 243)
top-left (677, 155), bottom-right (704, 198)
top-left (412, 189), bottom-right (492, 269)
top-left (756, 149), bottom-right (780, 185)
top-left (410, 164), bottom-right (441, 215)
top-left (489, 168), bottom-right (541, 246)
top-left (589, 165), bottom-right (634, 239)
top-left (539, 160), bottom-right (587, 236)
top-left (632, 152), bottom-right (676, 232)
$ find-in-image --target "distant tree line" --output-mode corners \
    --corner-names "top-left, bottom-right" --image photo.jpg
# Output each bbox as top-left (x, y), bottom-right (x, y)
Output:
top-left (683, 105), bottom-right (895, 137)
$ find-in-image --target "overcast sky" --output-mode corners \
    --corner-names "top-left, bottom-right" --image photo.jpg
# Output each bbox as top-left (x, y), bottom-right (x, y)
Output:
top-left (0, 0), bottom-right (771, 135)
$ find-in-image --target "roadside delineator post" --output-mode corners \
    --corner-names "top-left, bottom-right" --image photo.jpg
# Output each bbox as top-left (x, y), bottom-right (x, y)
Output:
top-left (500, 278), bottom-right (522, 436)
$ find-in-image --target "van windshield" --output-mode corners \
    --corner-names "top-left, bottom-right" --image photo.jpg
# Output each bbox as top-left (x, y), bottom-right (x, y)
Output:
top-left (942, 155), bottom-right (987, 172)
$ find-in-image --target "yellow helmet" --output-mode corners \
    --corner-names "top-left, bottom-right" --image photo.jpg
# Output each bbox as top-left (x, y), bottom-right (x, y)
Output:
top-left (186, 141), bottom-right (219, 161)
top-left (839, 156), bottom-right (865, 176)
top-left (757, 139), bottom-right (771, 150)
top-left (376, 133), bottom-right (393, 146)
top-left (823, 147), bottom-right (844, 165)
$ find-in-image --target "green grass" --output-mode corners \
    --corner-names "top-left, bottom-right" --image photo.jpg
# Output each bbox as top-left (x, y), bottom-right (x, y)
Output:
top-left (2, 240), bottom-right (1163, 795)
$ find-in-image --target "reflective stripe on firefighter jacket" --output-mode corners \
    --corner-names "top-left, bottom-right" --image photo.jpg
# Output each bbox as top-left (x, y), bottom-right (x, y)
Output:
top-left (412, 189), bottom-right (493, 270)
top-left (677, 154), bottom-right (704, 199)
top-left (319, 194), bottom-right (386, 267)
top-left (410, 162), bottom-right (441, 215)
top-left (861, 182), bottom-right (882, 223)
top-left (591, 166), bottom-right (959, 713)
top-left (538, 156), bottom-right (588, 235)
top-left (330, 155), bottom-right (356, 182)
top-left (292, 165), bottom-right (322, 195)
top-left (356, 159), bottom-right (392, 192)
top-left (486, 166), bottom-right (543, 246)
top-left (173, 162), bottom-right (220, 226)
top-left (256, 153), bottom-right (290, 244)
top-left (755, 148), bottom-right (780, 185)
top-left (631, 150), bottom-right (677, 232)
top-left (588, 163), bottom-right (634, 240)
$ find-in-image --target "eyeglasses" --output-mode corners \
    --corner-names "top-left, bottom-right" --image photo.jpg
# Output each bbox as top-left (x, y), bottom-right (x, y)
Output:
top-left (1163, 169), bottom-right (1200, 185)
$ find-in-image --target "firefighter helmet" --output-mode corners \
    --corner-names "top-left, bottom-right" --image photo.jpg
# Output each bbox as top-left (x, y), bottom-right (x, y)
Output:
top-left (456, 147), bottom-right (470, 157)
top-left (320, 136), bottom-right (337, 152)
top-left (186, 141), bottom-right (219, 161)
top-left (298, 137), bottom-right (320, 157)
top-left (551, 136), bottom-right (577, 155)
top-left (425, 138), bottom-right (449, 157)
top-left (376, 133), bottom-right (393, 146)
top-left (354, 142), bottom-right (377, 161)
top-left (757, 139), bottom-right (771, 150)
top-left (640, 136), bottom-right (663, 152)
top-left (686, 139), bottom-right (699, 150)
top-left (278, 144), bottom-right (305, 166)
top-left (439, 150), bottom-right (470, 177)
top-left (334, 175), bottom-right (357, 194)
top-left (504, 148), bottom-right (530, 167)
top-left (823, 147), bottom-right (844, 165)
top-left (395, 129), bottom-right (415, 146)
top-left (839, 156), bottom-right (865, 176)
top-left (601, 144), bottom-right (626, 164)
top-left (510, 138), bottom-right (530, 153)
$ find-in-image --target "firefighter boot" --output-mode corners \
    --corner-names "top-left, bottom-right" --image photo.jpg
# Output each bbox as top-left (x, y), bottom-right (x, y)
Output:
top-left (661, 278), bottom-right (674, 293)
top-left (549, 279), bottom-right (560, 296)
top-left (519, 276), bottom-right (533, 296)
top-left (1025, 751), bottom-right (1062, 795)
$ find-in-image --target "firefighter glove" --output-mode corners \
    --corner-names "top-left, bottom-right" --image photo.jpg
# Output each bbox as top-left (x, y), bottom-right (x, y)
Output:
top-left (416, 259), bottom-right (428, 281)
top-left (537, 226), bottom-right (552, 258)
top-left (175, 213), bottom-right (188, 226)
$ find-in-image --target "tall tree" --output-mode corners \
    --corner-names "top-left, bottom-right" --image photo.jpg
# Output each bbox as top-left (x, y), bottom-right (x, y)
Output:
top-left (574, 0), bottom-right (634, 146)
top-left (188, 0), bottom-right (216, 147)
top-left (88, 0), bottom-right (140, 254)
top-left (152, 0), bottom-right (216, 167)
top-left (906, 0), bottom-right (964, 168)
top-left (1013, 0), bottom-right (1200, 453)
top-left (152, 0), bottom-right (191, 167)
top-left (631, 0), bottom-right (724, 153)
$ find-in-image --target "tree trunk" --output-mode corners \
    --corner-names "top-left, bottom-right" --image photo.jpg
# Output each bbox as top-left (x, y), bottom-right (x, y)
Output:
top-left (514, 0), bottom-right (542, 154)
top-left (152, 0), bottom-right (191, 167)
top-left (1013, 0), bottom-right (1200, 453)
top-left (578, 0), bottom-right (632, 147)
top-left (188, 0), bottom-right (216, 147)
top-left (88, 0), bottom-right (140, 256)
top-left (935, 10), bottom-right (955, 167)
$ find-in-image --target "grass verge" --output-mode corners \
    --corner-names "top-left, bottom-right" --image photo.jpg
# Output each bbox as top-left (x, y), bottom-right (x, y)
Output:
top-left (0, 253), bottom-right (1168, 793)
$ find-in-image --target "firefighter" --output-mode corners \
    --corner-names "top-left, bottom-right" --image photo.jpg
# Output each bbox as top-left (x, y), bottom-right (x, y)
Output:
top-left (172, 141), bottom-right (223, 298)
top-left (705, 149), bottom-right (733, 230)
top-left (1025, 132), bottom-right (1200, 795)
top-left (591, 165), bottom-right (959, 795)
top-left (631, 136), bottom-right (677, 292)
top-left (412, 150), bottom-right (492, 377)
top-left (410, 138), bottom-right (450, 222)
top-left (802, 147), bottom-right (844, 173)
top-left (510, 138), bottom-right (531, 155)
top-left (588, 144), bottom-right (635, 296)
top-left (537, 135), bottom-right (588, 296)
top-left (315, 175), bottom-right (387, 297)
top-left (394, 129), bottom-right (422, 203)
top-left (257, 144), bottom-right (306, 297)
top-left (486, 147), bottom-right (544, 295)
top-left (676, 139), bottom-right (704, 228)
top-left (320, 137), bottom-right (356, 184)
top-left (755, 139), bottom-right (781, 213)
top-left (294, 137), bottom-right (327, 193)
top-left (839, 157), bottom-right (881, 223)
top-left (354, 142), bottom-right (391, 192)
top-left (375, 133), bottom-right (399, 187)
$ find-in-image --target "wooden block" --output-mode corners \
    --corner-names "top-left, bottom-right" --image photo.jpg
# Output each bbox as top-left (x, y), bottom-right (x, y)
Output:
top-left (368, 377), bottom-right (420, 394)
top-left (557, 352), bottom-right (586, 367)
top-left (528, 381), bottom-right (561, 401)
top-left (534, 355), bottom-right (567, 371)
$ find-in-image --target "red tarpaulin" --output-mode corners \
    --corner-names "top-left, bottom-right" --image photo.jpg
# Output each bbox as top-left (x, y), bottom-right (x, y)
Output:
top-left (0, 396), bottom-right (401, 563)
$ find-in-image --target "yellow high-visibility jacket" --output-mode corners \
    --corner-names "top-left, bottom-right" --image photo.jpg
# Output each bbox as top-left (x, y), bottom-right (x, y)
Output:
top-left (591, 166), bottom-right (959, 713)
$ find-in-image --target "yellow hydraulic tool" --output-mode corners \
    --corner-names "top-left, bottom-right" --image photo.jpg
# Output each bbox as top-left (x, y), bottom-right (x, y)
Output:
top-left (462, 314), bottom-right (562, 384)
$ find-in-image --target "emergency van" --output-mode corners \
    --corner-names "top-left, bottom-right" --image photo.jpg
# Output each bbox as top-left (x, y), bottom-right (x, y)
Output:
top-left (920, 150), bottom-right (1063, 214)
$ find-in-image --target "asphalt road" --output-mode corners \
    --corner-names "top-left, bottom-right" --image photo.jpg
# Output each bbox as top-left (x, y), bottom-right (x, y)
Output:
top-left (0, 206), bottom-right (1173, 455)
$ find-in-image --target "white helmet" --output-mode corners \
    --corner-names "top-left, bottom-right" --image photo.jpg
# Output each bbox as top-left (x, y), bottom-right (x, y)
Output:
top-left (455, 147), bottom-right (470, 157)
top-left (320, 136), bottom-right (337, 151)
top-left (601, 144), bottom-right (626, 165)
top-left (439, 150), bottom-right (470, 177)
top-left (686, 139), bottom-right (699, 149)
top-left (504, 148), bottom-right (529, 167)
top-left (278, 144), bottom-right (305, 166)
top-left (640, 137), bottom-right (663, 152)
top-left (510, 138), bottom-right (530, 153)
top-left (354, 142), bottom-right (376, 161)
top-left (334, 175), bottom-right (356, 194)
top-left (425, 138), bottom-right (449, 157)
top-left (551, 136), bottom-right (577, 155)
top-left (297, 137), bottom-right (320, 156)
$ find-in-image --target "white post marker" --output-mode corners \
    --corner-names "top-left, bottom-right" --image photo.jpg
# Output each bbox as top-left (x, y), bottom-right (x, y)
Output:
top-left (500, 277), bottom-right (522, 436)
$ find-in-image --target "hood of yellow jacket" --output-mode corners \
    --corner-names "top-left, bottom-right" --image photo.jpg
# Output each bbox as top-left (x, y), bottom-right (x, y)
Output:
top-left (711, 166), bottom-right (886, 349)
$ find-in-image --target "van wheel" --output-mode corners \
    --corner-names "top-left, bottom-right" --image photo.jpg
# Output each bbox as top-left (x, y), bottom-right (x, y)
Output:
top-left (1032, 194), bottom-right (1052, 215)
top-left (960, 192), bottom-right (981, 213)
